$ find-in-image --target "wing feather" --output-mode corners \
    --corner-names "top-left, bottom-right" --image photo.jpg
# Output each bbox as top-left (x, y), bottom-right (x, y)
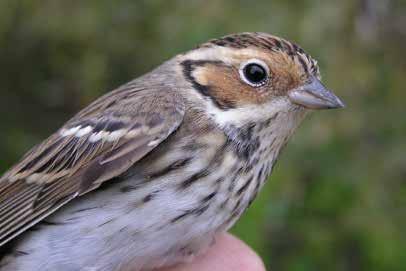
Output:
top-left (0, 86), bottom-right (185, 246)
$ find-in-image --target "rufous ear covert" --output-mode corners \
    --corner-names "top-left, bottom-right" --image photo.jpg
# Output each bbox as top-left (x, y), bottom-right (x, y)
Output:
top-left (0, 32), bottom-right (343, 271)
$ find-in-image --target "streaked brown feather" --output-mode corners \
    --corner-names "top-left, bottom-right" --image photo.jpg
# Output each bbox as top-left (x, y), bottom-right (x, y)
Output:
top-left (0, 85), bottom-right (185, 246)
top-left (200, 32), bottom-right (320, 78)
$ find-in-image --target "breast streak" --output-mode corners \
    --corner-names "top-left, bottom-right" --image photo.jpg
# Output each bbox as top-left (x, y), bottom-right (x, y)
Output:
top-left (2, 114), bottom-right (287, 270)
top-left (1, 132), bottom-right (236, 270)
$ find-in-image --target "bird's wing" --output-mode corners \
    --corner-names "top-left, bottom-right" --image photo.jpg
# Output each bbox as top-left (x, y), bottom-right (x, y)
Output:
top-left (0, 84), bottom-right (185, 246)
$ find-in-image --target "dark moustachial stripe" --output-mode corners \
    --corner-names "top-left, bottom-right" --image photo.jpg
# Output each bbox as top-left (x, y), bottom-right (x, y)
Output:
top-left (181, 60), bottom-right (236, 110)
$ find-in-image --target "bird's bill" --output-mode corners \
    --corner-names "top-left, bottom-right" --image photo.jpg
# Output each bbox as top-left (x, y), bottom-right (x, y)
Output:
top-left (288, 76), bottom-right (345, 109)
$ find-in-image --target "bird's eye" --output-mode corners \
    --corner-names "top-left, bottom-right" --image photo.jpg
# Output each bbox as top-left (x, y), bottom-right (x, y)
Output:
top-left (239, 59), bottom-right (269, 87)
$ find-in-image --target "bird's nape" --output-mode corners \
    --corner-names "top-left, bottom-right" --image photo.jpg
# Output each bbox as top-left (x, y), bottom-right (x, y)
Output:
top-left (0, 32), bottom-right (344, 271)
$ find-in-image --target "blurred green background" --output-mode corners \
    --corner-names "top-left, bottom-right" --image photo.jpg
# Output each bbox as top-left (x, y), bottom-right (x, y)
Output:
top-left (0, 1), bottom-right (405, 270)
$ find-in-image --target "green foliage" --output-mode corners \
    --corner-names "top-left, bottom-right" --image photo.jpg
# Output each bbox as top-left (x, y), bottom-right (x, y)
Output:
top-left (0, 1), bottom-right (405, 270)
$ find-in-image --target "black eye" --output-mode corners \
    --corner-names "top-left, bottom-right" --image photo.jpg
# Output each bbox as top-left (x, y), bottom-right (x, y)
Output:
top-left (240, 61), bottom-right (269, 87)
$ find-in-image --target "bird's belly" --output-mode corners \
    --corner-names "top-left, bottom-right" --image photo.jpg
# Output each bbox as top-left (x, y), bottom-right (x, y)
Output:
top-left (0, 172), bottom-right (256, 271)
top-left (0, 142), bottom-right (270, 271)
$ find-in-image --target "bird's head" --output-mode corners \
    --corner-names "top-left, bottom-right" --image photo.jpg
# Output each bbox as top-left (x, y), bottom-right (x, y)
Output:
top-left (177, 32), bottom-right (344, 130)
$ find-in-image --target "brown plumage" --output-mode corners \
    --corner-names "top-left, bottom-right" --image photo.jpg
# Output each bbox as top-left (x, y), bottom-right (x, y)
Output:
top-left (0, 32), bottom-right (344, 271)
top-left (0, 85), bottom-right (185, 247)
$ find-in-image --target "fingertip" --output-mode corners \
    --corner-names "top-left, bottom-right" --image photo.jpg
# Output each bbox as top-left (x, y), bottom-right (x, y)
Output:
top-left (217, 233), bottom-right (266, 271)
top-left (161, 233), bottom-right (266, 271)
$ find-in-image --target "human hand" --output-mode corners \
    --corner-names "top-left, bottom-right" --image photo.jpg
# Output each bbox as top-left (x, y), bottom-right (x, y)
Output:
top-left (159, 233), bottom-right (266, 271)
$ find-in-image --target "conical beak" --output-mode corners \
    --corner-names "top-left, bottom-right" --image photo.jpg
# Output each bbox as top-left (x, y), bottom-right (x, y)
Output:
top-left (288, 76), bottom-right (345, 109)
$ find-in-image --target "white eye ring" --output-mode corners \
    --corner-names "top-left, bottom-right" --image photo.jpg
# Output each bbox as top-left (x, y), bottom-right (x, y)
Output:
top-left (239, 59), bottom-right (270, 87)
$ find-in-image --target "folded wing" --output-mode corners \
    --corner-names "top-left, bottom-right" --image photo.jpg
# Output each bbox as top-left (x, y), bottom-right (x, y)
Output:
top-left (0, 85), bottom-right (185, 246)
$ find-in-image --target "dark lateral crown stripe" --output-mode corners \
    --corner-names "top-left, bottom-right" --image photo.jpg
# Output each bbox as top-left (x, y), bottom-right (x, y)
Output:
top-left (201, 32), bottom-right (320, 77)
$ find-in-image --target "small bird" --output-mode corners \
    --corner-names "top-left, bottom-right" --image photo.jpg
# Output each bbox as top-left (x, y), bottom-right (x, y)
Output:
top-left (0, 32), bottom-right (344, 271)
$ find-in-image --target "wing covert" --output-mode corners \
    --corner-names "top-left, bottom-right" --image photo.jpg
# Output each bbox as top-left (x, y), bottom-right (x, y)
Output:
top-left (0, 87), bottom-right (185, 246)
